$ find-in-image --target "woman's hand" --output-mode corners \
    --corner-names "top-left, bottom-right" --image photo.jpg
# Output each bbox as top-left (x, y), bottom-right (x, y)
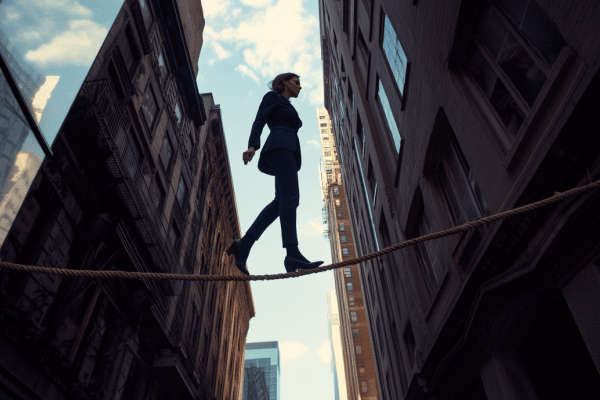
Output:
top-left (243, 147), bottom-right (256, 165)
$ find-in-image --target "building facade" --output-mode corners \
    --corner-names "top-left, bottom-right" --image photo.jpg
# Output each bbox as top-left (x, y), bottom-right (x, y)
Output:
top-left (327, 289), bottom-right (348, 400)
top-left (320, 0), bottom-right (600, 399)
top-left (243, 342), bottom-right (281, 400)
top-left (319, 107), bottom-right (379, 400)
top-left (0, 1), bottom-right (254, 400)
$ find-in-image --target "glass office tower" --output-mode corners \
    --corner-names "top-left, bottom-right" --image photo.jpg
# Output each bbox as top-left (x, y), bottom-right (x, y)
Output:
top-left (0, 0), bottom-right (122, 248)
top-left (243, 341), bottom-right (281, 400)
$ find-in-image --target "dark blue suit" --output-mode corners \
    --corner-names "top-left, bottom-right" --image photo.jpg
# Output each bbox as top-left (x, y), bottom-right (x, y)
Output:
top-left (246, 91), bottom-right (303, 247)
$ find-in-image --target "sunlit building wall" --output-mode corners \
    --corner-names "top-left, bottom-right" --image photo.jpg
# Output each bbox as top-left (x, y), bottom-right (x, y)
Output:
top-left (318, 107), bottom-right (379, 400)
top-left (327, 289), bottom-right (348, 400)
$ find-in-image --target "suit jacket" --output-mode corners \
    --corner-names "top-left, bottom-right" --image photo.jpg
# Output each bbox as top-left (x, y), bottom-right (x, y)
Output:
top-left (248, 91), bottom-right (303, 176)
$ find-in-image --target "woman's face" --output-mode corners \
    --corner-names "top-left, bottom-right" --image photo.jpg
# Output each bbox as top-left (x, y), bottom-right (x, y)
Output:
top-left (284, 76), bottom-right (302, 98)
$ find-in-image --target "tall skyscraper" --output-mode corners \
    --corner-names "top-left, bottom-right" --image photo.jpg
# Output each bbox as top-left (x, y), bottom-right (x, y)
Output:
top-left (318, 106), bottom-right (379, 400)
top-left (327, 289), bottom-right (348, 400)
top-left (320, 0), bottom-right (600, 398)
top-left (243, 342), bottom-right (281, 400)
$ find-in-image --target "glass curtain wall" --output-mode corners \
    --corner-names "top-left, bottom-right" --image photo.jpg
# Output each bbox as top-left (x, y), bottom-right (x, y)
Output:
top-left (0, 0), bottom-right (122, 247)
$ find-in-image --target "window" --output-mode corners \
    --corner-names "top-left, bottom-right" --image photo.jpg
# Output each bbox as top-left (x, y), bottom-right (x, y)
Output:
top-left (141, 84), bottom-right (158, 131)
top-left (328, 176), bottom-right (333, 182)
top-left (169, 220), bottom-right (181, 249)
top-left (356, 30), bottom-right (369, 85)
top-left (176, 175), bottom-right (189, 209)
top-left (341, 235), bottom-right (347, 243)
top-left (337, 210), bottom-right (343, 218)
top-left (159, 133), bottom-right (173, 171)
top-left (348, 295), bottom-right (355, 306)
top-left (339, 223), bottom-right (345, 232)
top-left (355, 345), bottom-right (363, 355)
top-left (376, 76), bottom-right (401, 153)
top-left (335, 199), bottom-right (341, 207)
top-left (350, 311), bottom-right (358, 322)
top-left (322, 135), bottom-right (329, 140)
top-left (320, 115), bottom-right (326, 119)
top-left (360, 381), bottom-right (368, 393)
top-left (352, 328), bottom-right (360, 338)
top-left (346, 282), bottom-right (353, 292)
top-left (359, 367), bottom-right (366, 375)
top-left (121, 25), bottom-right (140, 75)
top-left (320, 123), bottom-right (327, 127)
top-left (123, 130), bottom-right (142, 179)
top-left (157, 51), bottom-right (168, 81)
top-left (345, 267), bottom-right (352, 278)
top-left (438, 133), bottom-right (488, 225)
top-left (367, 157), bottom-right (377, 200)
top-left (380, 12), bottom-right (409, 97)
top-left (174, 101), bottom-right (182, 125)
top-left (464, 0), bottom-right (567, 137)
top-left (324, 143), bottom-right (330, 148)
top-left (342, 247), bottom-right (349, 256)
top-left (151, 175), bottom-right (165, 209)
top-left (410, 196), bottom-right (443, 297)
top-left (139, 0), bottom-right (153, 27)
top-left (333, 187), bottom-right (339, 195)
top-left (324, 151), bottom-right (331, 156)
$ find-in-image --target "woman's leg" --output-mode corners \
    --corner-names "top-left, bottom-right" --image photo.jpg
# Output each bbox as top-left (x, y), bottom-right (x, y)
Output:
top-left (245, 149), bottom-right (299, 246)
top-left (270, 150), bottom-right (300, 247)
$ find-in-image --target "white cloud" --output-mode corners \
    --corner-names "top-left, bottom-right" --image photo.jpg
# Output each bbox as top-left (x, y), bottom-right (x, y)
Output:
top-left (232, 8), bottom-right (242, 18)
top-left (31, 0), bottom-right (92, 17)
top-left (4, 7), bottom-right (21, 21)
top-left (298, 218), bottom-right (324, 237)
top-left (306, 140), bottom-right (319, 147)
top-left (317, 341), bottom-right (331, 363)
top-left (201, 0), bottom-right (232, 18)
top-left (279, 340), bottom-right (310, 364)
top-left (208, 0), bottom-right (323, 103)
top-left (236, 64), bottom-right (260, 82)
top-left (241, 0), bottom-right (272, 7)
top-left (25, 19), bottom-right (107, 68)
top-left (212, 42), bottom-right (232, 61)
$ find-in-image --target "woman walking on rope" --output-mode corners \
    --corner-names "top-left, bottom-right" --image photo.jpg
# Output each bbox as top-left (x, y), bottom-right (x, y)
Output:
top-left (226, 73), bottom-right (324, 275)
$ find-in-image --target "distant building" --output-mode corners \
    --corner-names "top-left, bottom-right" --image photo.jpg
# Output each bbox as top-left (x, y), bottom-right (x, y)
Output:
top-left (243, 342), bottom-right (281, 400)
top-left (0, 1), bottom-right (254, 400)
top-left (0, 30), bottom-right (48, 226)
top-left (320, 0), bottom-right (600, 398)
top-left (318, 107), bottom-right (379, 400)
top-left (327, 289), bottom-right (348, 400)
top-left (0, 151), bottom-right (42, 243)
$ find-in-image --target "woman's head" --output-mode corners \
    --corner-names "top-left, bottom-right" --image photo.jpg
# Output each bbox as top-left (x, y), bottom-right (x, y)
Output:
top-left (269, 73), bottom-right (301, 98)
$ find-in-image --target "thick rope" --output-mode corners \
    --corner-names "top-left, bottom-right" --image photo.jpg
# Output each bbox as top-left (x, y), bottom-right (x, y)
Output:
top-left (1, 180), bottom-right (599, 282)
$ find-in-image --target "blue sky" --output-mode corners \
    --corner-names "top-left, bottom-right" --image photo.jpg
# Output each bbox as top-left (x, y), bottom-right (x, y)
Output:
top-left (0, 0), bottom-right (123, 153)
top-left (198, 0), bottom-right (338, 398)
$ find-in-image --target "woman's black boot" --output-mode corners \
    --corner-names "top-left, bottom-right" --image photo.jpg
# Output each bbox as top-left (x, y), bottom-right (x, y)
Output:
top-left (225, 234), bottom-right (255, 275)
top-left (284, 245), bottom-right (323, 272)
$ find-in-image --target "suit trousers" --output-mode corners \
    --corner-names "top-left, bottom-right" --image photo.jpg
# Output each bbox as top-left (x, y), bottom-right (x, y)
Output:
top-left (246, 149), bottom-right (299, 247)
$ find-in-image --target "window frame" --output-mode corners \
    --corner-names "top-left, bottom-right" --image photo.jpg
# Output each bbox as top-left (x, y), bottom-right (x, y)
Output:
top-left (379, 8), bottom-right (410, 109)
top-left (454, 0), bottom-right (573, 164)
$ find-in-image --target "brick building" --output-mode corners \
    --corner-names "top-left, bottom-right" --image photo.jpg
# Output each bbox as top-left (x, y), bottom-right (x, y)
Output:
top-left (0, 1), bottom-right (254, 399)
top-left (318, 107), bottom-right (379, 400)
top-left (320, 0), bottom-right (600, 399)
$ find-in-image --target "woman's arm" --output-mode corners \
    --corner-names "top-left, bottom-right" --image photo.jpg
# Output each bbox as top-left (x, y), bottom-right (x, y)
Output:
top-left (248, 91), bottom-right (279, 151)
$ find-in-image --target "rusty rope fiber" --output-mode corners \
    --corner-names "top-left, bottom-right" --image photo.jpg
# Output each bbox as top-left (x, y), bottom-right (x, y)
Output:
top-left (1, 180), bottom-right (599, 282)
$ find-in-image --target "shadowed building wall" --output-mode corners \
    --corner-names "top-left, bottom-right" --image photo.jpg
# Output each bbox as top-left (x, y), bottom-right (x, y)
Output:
top-left (320, 0), bottom-right (600, 399)
top-left (0, 1), bottom-right (254, 400)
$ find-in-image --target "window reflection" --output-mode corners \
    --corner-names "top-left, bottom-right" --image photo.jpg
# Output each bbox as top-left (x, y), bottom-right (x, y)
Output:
top-left (381, 14), bottom-right (408, 96)
top-left (0, 70), bottom-right (44, 245)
